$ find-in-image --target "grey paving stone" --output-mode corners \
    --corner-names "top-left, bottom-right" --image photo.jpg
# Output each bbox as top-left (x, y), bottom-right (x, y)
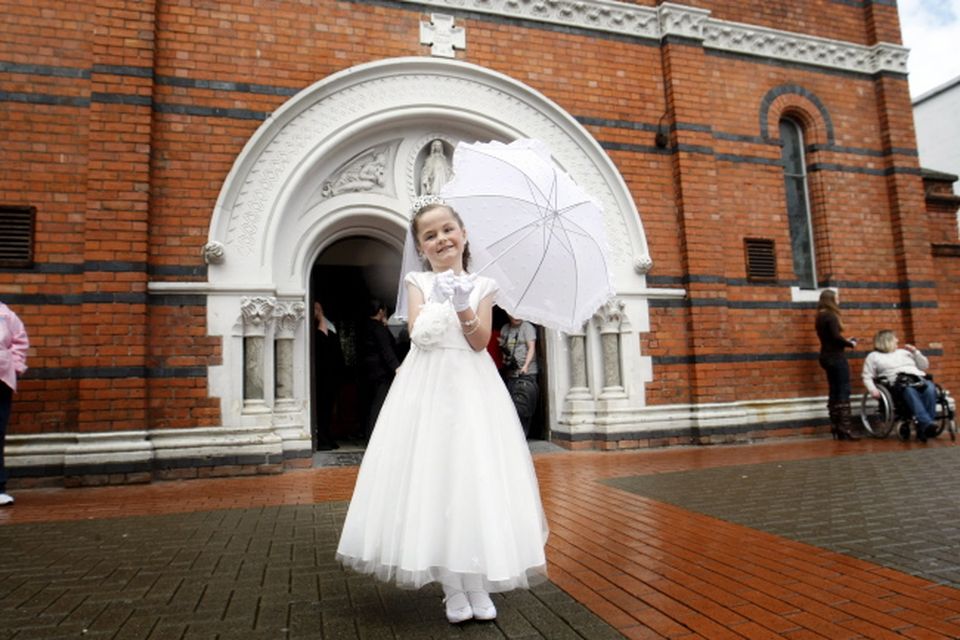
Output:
top-left (605, 446), bottom-right (960, 590)
top-left (1, 502), bottom-right (621, 639)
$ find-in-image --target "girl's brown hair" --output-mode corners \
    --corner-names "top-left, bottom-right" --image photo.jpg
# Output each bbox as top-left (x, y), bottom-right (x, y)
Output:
top-left (410, 203), bottom-right (471, 271)
top-left (817, 289), bottom-right (843, 330)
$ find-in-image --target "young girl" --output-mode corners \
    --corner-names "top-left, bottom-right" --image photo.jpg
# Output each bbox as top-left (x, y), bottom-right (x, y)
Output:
top-left (336, 197), bottom-right (549, 624)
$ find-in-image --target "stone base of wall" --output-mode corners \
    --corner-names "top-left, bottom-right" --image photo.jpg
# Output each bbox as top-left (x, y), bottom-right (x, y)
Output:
top-left (5, 426), bottom-right (312, 488)
top-left (552, 422), bottom-right (831, 451)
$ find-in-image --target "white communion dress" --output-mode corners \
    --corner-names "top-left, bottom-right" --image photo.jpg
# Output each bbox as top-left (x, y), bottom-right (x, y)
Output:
top-left (336, 271), bottom-right (549, 593)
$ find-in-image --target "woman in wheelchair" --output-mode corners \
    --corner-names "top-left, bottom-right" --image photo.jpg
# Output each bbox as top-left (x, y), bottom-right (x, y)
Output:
top-left (861, 330), bottom-right (938, 442)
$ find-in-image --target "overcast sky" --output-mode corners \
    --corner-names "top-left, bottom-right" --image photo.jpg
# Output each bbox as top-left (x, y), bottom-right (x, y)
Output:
top-left (898, 0), bottom-right (960, 99)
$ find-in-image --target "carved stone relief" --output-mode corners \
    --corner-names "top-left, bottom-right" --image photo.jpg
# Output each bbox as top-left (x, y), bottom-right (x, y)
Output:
top-left (320, 143), bottom-right (396, 198)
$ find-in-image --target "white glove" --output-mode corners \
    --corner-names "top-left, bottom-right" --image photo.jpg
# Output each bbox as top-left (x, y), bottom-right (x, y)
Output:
top-left (430, 270), bottom-right (456, 303)
top-left (451, 273), bottom-right (476, 312)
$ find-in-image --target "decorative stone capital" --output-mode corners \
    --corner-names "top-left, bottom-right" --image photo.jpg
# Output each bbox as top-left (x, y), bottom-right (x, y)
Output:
top-left (240, 297), bottom-right (276, 336)
top-left (596, 298), bottom-right (626, 334)
top-left (634, 255), bottom-right (654, 274)
top-left (202, 241), bottom-right (225, 265)
top-left (658, 3), bottom-right (710, 42)
top-left (274, 301), bottom-right (306, 339)
top-left (420, 13), bottom-right (466, 58)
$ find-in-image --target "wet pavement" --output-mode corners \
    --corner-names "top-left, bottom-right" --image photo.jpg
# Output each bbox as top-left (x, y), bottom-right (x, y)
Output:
top-left (2, 436), bottom-right (960, 639)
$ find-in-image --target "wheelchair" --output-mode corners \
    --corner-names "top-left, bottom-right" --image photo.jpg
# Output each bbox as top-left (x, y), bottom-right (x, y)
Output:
top-left (859, 375), bottom-right (957, 440)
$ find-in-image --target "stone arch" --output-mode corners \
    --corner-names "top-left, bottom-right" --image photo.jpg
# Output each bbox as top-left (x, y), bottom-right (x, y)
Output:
top-left (208, 57), bottom-right (651, 290)
top-left (204, 56), bottom-right (654, 451)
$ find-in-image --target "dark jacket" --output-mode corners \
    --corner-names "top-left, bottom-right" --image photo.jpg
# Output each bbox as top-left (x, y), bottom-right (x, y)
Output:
top-left (359, 318), bottom-right (401, 382)
top-left (815, 311), bottom-right (854, 358)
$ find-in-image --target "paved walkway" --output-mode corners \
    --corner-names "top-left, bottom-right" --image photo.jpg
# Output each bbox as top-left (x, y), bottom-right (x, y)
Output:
top-left (2, 436), bottom-right (960, 639)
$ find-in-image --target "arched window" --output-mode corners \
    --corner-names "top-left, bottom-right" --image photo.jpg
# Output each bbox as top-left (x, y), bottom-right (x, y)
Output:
top-left (779, 118), bottom-right (816, 289)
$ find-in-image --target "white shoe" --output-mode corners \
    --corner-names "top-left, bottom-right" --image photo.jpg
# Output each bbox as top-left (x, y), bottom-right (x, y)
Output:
top-left (443, 591), bottom-right (473, 624)
top-left (467, 591), bottom-right (496, 620)
top-left (0, 493), bottom-right (13, 506)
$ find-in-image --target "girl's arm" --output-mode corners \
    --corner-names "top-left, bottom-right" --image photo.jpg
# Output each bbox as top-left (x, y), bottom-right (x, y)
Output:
top-left (406, 282), bottom-right (425, 335)
top-left (457, 295), bottom-right (493, 352)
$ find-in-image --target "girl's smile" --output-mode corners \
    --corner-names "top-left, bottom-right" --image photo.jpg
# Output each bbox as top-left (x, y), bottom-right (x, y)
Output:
top-left (416, 206), bottom-right (467, 272)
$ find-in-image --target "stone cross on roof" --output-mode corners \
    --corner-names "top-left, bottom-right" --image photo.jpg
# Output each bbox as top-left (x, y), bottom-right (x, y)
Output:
top-left (419, 13), bottom-right (465, 58)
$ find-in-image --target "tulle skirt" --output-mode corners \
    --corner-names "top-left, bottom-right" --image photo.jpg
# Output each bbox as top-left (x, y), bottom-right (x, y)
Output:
top-left (335, 344), bottom-right (549, 592)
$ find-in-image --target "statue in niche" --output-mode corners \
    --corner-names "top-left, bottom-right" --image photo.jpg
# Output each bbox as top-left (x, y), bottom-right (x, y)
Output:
top-left (419, 139), bottom-right (453, 195)
top-left (321, 150), bottom-right (387, 198)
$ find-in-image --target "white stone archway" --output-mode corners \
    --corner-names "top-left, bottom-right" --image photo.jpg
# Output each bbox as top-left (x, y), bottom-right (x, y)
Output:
top-left (199, 56), bottom-right (656, 456)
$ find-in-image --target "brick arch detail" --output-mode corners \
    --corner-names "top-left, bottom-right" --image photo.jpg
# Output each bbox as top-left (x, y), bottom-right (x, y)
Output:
top-left (759, 85), bottom-right (835, 146)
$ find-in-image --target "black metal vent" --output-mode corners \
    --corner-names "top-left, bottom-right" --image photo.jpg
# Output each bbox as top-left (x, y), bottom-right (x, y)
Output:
top-left (0, 205), bottom-right (35, 268)
top-left (744, 237), bottom-right (776, 282)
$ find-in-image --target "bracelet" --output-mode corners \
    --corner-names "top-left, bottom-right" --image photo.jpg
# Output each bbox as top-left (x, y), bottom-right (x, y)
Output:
top-left (460, 316), bottom-right (479, 329)
top-left (463, 323), bottom-right (480, 336)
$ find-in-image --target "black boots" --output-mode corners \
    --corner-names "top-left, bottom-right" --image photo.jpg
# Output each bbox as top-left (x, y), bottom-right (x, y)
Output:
top-left (828, 401), bottom-right (861, 441)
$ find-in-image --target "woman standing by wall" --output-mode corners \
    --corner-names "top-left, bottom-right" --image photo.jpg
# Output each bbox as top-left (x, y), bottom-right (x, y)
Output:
top-left (0, 300), bottom-right (28, 506)
top-left (815, 290), bottom-right (860, 441)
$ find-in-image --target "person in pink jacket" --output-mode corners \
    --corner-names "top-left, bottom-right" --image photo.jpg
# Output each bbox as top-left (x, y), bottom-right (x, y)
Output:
top-left (0, 301), bottom-right (28, 506)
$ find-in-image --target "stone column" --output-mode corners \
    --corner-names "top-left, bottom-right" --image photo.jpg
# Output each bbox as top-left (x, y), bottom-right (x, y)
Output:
top-left (273, 301), bottom-right (305, 410)
top-left (240, 296), bottom-right (276, 412)
top-left (566, 330), bottom-right (591, 401)
top-left (557, 322), bottom-right (597, 446)
top-left (597, 299), bottom-right (627, 399)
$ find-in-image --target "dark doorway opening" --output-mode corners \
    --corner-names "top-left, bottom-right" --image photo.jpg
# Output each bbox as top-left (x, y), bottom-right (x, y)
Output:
top-left (310, 237), bottom-right (401, 449)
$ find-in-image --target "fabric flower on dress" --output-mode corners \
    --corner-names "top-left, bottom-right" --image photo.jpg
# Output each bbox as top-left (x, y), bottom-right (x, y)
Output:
top-left (410, 301), bottom-right (453, 350)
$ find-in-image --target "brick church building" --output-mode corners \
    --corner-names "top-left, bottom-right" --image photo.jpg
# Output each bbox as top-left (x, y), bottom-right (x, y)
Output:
top-left (2, 0), bottom-right (958, 485)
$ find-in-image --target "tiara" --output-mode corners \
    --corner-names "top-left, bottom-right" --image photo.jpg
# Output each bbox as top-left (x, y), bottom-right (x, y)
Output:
top-left (409, 194), bottom-right (446, 216)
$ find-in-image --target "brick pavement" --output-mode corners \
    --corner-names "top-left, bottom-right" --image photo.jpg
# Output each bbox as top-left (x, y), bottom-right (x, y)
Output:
top-left (2, 437), bottom-right (960, 638)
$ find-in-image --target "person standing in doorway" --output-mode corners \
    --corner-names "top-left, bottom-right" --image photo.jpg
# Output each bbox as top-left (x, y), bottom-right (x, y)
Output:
top-left (357, 299), bottom-right (401, 440)
top-left (0, 300), bottom-right (28, 506)
top-left (499, 314), bottom-right (539, 437)
top-left (313, 301), bottom-right (344, 451)
top-left (815, 290), bottom-right (860, 440)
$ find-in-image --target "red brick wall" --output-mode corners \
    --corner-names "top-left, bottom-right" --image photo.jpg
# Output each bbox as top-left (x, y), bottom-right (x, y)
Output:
top-left (1, 0), bottom-right (948, 441)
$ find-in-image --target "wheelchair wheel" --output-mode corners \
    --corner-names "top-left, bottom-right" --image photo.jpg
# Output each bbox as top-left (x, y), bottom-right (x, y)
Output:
top-left (860, 387), bottom-right (896, 438)
top-left (932, 384), bottom-right (956, 441)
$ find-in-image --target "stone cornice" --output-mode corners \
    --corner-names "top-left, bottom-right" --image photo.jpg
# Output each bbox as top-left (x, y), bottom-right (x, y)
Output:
top-left (400, 0), bottom-right (908, 75)
top-left (703, 19), bottom-right (908, 75)
top-left (407, 0), bottom-right (661, 39)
